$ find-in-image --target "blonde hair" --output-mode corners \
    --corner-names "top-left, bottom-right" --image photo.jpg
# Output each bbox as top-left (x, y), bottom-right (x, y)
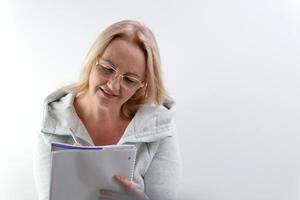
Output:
top-left (64, 20), bottom-right (172, 119)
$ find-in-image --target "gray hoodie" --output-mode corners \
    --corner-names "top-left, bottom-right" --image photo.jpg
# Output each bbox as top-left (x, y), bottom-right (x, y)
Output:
top-left (33, 89), bottom-right (181, 200)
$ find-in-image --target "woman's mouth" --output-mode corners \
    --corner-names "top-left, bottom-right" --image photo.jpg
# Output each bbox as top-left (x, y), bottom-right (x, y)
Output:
top-left (99, 88), bottom-right (118, 99)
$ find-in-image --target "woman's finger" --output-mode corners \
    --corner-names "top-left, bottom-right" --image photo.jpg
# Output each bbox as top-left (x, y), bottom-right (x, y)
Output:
top-left (113, 175), bottom-right (145, 199)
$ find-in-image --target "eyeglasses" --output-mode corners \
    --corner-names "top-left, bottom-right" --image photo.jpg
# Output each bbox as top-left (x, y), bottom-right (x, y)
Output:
top-left (95, 58), bottom-right (144, 90)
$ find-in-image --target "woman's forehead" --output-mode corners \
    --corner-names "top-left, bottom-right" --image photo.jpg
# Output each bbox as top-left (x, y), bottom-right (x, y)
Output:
top-left (101, 38), bottom-right (146, 76)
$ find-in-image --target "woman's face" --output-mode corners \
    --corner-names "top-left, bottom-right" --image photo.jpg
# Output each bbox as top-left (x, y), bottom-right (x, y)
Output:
top-left (88, 38), bottom-right (146, 111)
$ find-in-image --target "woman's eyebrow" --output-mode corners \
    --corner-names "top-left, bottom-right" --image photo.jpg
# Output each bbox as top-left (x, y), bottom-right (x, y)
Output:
top-left (101, 58), bottom-right (117, 68)
top-left (101, 58), bottom-right (140, 78)
top-left (125, 72), bottom-right (140, 78)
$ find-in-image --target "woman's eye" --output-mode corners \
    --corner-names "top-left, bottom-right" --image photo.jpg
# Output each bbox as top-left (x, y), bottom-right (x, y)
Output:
top-left (100, 65), bottom-right (114, 74)
top-left (123, 76), bottom-right (137, 84)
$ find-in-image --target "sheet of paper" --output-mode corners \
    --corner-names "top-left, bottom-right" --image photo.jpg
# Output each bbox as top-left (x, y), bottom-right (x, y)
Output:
top-left (49, 142), bottom-right (136, 200)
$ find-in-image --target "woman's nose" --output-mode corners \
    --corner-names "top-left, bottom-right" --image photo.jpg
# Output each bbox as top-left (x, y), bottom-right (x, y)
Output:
top-left (107, 76), bottom-right (121, 91)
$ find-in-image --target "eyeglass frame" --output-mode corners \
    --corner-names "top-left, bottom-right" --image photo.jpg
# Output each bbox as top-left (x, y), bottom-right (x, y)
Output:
top-left (95, 57), bottom-right (145, 90)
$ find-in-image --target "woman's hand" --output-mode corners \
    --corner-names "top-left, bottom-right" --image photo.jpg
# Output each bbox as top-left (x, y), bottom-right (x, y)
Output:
top-left (99, 175), bottom-right (146, 200)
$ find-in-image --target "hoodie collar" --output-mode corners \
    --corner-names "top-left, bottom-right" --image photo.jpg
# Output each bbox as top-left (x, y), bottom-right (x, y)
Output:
top-left (41, 89), bottom-right (176, 145)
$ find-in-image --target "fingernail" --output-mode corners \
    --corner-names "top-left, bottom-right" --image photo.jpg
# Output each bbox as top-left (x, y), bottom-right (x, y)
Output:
top-left (115, 175), bottom-right (121, 179)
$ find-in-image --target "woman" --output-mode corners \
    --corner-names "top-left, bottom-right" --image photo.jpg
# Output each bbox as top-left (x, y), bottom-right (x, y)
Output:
top-left (33, 20), bottom-right (181, 200)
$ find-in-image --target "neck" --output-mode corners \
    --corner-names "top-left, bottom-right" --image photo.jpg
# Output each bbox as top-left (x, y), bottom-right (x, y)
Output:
top-left (74, 93), bottom-right (122, 126)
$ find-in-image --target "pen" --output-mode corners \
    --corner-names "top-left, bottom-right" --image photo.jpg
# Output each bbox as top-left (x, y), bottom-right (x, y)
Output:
top-left (69, 128), bottom-right (82, 146)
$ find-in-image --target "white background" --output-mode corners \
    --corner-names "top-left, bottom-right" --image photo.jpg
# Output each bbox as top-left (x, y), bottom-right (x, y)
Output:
top-left (0, 0), bottom-right (300, 199)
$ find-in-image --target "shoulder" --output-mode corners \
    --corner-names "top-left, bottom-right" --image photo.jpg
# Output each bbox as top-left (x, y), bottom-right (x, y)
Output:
top-left (43, 88), bottom-right (73, 110)
top-left (135, 103), bottom-right (176, 127)
top-left (135, 103), bottom-right (176, 132)
top-left (40, 88), bottom-right (76, 135)
top-left (119, 103), bottom-right (177, 143)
